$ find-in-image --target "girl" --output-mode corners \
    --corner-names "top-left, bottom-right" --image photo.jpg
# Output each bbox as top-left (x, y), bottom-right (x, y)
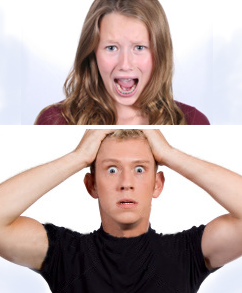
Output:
top-left (35, 0), bottom-right (209, 125)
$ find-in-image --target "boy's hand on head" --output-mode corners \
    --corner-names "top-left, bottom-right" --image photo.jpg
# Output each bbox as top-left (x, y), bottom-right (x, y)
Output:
top-left (142, 129), bottom-right (173, 166)
top-left (74, 129), bottom-right (115, 167)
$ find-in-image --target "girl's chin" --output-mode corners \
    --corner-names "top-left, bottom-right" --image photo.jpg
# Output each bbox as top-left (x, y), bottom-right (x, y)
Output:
top-left (113, 95), bottom-right (139, 108)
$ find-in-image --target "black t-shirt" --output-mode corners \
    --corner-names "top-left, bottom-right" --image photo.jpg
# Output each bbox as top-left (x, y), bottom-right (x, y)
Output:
top-left (38, 224), bottom-right (211, 293)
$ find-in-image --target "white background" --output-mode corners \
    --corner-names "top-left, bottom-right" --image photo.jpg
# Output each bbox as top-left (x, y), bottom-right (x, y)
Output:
top-left (0, 126), bottom-right (242, 292)
top-left (0, 0), bottom-right (242, 124)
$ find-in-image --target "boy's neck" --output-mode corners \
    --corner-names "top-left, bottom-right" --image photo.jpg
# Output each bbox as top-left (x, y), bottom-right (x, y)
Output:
top-left (101, 220), bottom-right (150, 238)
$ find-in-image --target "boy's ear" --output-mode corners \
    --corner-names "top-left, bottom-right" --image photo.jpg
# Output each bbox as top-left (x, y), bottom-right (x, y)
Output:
top-left (84, 173), bottom-right (98, 199)
top-left (152, 171), bottom-right (165, 199)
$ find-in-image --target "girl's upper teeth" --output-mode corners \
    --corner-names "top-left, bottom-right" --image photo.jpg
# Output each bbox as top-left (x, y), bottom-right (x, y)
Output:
top-left (119, 78), bottom-right (132, 81)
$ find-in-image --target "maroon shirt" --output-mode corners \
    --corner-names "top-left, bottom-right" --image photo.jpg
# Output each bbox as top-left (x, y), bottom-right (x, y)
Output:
top-left (35, 101), bottom-right (210, 125)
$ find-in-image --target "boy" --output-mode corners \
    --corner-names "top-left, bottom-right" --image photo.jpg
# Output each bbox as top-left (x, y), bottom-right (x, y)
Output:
top-left (0, 129), bottom-right (242, 292)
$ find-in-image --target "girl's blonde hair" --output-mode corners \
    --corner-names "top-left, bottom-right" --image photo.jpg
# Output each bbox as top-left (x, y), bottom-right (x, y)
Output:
top-left (38, 0), bottom-right (186, 125)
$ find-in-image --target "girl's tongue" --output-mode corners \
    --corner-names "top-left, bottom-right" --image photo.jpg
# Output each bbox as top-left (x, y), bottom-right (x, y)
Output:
top-left (115, 78), bottom-right (137, 90)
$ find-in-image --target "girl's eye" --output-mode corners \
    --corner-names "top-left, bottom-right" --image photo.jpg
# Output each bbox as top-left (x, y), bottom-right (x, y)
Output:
top-left (108, 167), bottom-right (118, 174)
top-left (135, 166), bottom-right (145, 173)
top-left (106, 46), bottom-right (117, 51)
top-left (135, 45), bottom-right (145, 51)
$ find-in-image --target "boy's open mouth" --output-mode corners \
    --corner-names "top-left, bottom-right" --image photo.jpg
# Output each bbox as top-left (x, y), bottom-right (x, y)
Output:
top-left (116, 199), bottom-right (138, 209)
top-left (114, 78), bottom-right (139, 97)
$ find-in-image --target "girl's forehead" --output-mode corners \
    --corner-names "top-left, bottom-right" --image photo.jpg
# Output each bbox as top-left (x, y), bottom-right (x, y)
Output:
top-left (99, 12), bottom-right (150, 40)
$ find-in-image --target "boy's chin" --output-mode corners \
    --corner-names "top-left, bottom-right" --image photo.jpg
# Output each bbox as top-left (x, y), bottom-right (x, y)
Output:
top-left (116, 217), bottom-right (143, 229)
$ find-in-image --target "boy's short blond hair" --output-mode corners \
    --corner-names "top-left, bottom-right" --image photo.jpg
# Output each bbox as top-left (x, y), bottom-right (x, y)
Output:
top-left (90, 130), bottom-right (157, 174)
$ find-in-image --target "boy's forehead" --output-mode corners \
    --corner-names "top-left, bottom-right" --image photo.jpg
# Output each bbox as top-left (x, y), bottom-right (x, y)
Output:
top-left (96, 137), bottom-right (154, 162)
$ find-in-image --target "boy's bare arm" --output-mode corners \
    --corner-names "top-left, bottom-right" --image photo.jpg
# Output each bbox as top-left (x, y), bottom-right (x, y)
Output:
top-left (143, 129), bottom-right (242, 270)
top-left (0, 130), bottom-right (113, 270)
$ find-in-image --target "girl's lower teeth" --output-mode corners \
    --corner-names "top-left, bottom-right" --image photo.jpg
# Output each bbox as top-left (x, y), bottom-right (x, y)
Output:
top-left (116, 83), bottom-right (137, 95)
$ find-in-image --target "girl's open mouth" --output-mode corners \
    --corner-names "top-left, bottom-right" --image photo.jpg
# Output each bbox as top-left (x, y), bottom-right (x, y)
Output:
top-left (114, 78), bottom-right (139, 97)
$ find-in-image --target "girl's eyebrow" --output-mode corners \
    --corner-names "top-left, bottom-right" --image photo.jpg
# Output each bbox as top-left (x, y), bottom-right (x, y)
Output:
top-left (101, 39), bottom-right (119, 43)
top-left (100, 39), bottom-right (149, 45)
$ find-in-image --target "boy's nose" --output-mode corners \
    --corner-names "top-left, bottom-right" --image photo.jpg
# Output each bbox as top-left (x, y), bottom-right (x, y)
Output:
top-left (120, 185), bottom-right (134, 191)
top-left (119, 169), bottom-right (134, 190)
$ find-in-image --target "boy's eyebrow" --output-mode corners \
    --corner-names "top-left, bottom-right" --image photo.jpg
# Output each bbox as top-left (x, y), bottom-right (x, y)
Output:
top-left (100, 159), bottom-right (152, 165)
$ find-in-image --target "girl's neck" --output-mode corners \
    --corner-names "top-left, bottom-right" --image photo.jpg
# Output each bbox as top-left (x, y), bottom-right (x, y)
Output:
top-left (116, 105), bottom-right (149, 125)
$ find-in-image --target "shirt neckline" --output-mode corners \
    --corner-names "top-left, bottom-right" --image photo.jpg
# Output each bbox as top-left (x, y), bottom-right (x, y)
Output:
top-left (97, 224), bottom-right (155, 242)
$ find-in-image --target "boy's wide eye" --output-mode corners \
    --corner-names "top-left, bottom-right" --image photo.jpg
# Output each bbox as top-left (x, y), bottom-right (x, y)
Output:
top-left (108, 167), bottom-right (117, 174)
top-left (135, 166), bottom-right (145, 173)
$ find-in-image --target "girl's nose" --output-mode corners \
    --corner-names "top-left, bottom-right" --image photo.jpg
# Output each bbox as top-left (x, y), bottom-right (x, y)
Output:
top-left (118, 49), bottom-right (134, 72)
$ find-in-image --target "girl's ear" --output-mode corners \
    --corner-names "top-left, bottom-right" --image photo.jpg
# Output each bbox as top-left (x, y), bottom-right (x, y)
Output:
top-left (152, 171), bottom-right (165, 199)
top-left (84, 173), bottom-right (98, 199)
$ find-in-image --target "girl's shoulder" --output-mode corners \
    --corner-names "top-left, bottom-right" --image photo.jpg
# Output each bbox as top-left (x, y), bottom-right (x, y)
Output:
top-left (175, 101), bottom-right (210, 125)
top-left (35, 102), bottom-right (67, 125)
